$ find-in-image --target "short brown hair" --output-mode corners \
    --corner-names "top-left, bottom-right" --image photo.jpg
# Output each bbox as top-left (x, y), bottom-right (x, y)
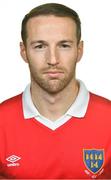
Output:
top-left (21, 3), bottom-right (81, 45)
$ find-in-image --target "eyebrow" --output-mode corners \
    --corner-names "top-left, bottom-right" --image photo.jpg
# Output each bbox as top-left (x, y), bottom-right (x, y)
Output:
top-left (30, 39), bottom-right (74, 45)
top-left (58, 40), bottom-right (74, 44)
top-left (30, 40), bottom-right (47, 45)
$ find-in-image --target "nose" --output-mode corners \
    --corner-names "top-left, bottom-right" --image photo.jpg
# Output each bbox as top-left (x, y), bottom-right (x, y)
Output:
top-left (46, 47), bottom-right (59, 66)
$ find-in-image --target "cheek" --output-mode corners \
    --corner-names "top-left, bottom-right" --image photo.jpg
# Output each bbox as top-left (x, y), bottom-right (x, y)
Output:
top-left (60, 52), bottom-right (77, 67)
top-left (27, 51), bottom-right (46, 67)
top-left (28, 51), bottom-right (45, 60)
top-left (64, 54), bottom-right (77, 74)
top-left (59, 48), bottom-right (78, 60)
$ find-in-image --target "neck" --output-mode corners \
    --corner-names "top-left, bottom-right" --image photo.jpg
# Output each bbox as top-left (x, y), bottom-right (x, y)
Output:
top-left (31, 79), bottom-right (79, 121)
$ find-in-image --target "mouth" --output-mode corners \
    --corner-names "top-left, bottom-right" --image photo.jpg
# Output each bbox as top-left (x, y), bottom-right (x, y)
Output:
top-left (44, 71), bottom-right (64, 78)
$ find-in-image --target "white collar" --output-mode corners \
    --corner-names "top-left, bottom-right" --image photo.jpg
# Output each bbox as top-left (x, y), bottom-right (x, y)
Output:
top-left (22, 80), bottom-right (90, 119)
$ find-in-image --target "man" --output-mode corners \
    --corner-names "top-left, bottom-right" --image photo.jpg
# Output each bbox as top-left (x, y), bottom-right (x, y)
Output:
top-left (0, 3), bottom-right (111, 179)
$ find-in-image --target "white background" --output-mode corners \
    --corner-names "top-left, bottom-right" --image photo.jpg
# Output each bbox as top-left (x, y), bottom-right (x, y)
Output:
top-left (0, 0), bottom-right (111, 102)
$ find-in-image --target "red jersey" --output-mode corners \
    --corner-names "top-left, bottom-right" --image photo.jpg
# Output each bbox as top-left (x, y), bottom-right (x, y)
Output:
top-left (0, 93), bottom-right (111, 179)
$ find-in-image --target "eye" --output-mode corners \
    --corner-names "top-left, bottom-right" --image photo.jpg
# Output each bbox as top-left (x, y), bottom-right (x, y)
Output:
top-left (60, 44), bottom-right (71, 48)
top-left (34, 44), bottom-right (46, 49)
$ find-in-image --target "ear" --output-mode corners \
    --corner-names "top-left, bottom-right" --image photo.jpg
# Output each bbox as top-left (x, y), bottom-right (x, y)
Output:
top-left (77, 40), bottom-right (84, 62)
top-left (20, 42), bottom-right (28, 63)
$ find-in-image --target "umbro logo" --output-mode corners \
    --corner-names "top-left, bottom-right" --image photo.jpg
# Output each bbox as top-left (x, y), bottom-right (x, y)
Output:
top-left (6, 155), bottom-right (21, 167)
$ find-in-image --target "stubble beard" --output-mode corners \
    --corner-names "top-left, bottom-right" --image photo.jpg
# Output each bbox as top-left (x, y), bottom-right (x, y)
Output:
top-left (29, 65), bottom-right (76, 95)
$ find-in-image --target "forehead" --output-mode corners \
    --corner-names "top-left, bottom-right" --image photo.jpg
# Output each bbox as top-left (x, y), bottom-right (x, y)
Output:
top-left (26, 15), bottom-right (77, 40)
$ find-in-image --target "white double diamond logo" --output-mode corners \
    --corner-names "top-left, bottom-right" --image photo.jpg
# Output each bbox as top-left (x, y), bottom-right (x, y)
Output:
top-left (6, 155), bottom-right (21, 163)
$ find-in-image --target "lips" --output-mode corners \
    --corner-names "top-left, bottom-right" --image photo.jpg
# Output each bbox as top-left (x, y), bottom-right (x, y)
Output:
top-left (44, 71), bottom-right (63, 78)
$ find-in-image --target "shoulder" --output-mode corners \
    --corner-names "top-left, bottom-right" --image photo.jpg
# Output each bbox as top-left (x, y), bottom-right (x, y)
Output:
top-left (0, 94), bottom-right (23, 118)
top-left (89, 92), bottom-right (111, 112)
top-left (0, 94), bottom-right (23, 126)
top-left (0, 93), bottom-right (22, 107)
top-left (90, 92), bottom-right (111, 105)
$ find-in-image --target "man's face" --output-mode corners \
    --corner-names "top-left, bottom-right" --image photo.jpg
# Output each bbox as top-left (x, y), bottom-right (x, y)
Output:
top-left (20, 15), bottom-right (83, 94)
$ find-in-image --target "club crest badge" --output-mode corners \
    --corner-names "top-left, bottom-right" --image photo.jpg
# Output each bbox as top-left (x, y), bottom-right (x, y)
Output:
top-left (83, 149), bottom-right (104, 174)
